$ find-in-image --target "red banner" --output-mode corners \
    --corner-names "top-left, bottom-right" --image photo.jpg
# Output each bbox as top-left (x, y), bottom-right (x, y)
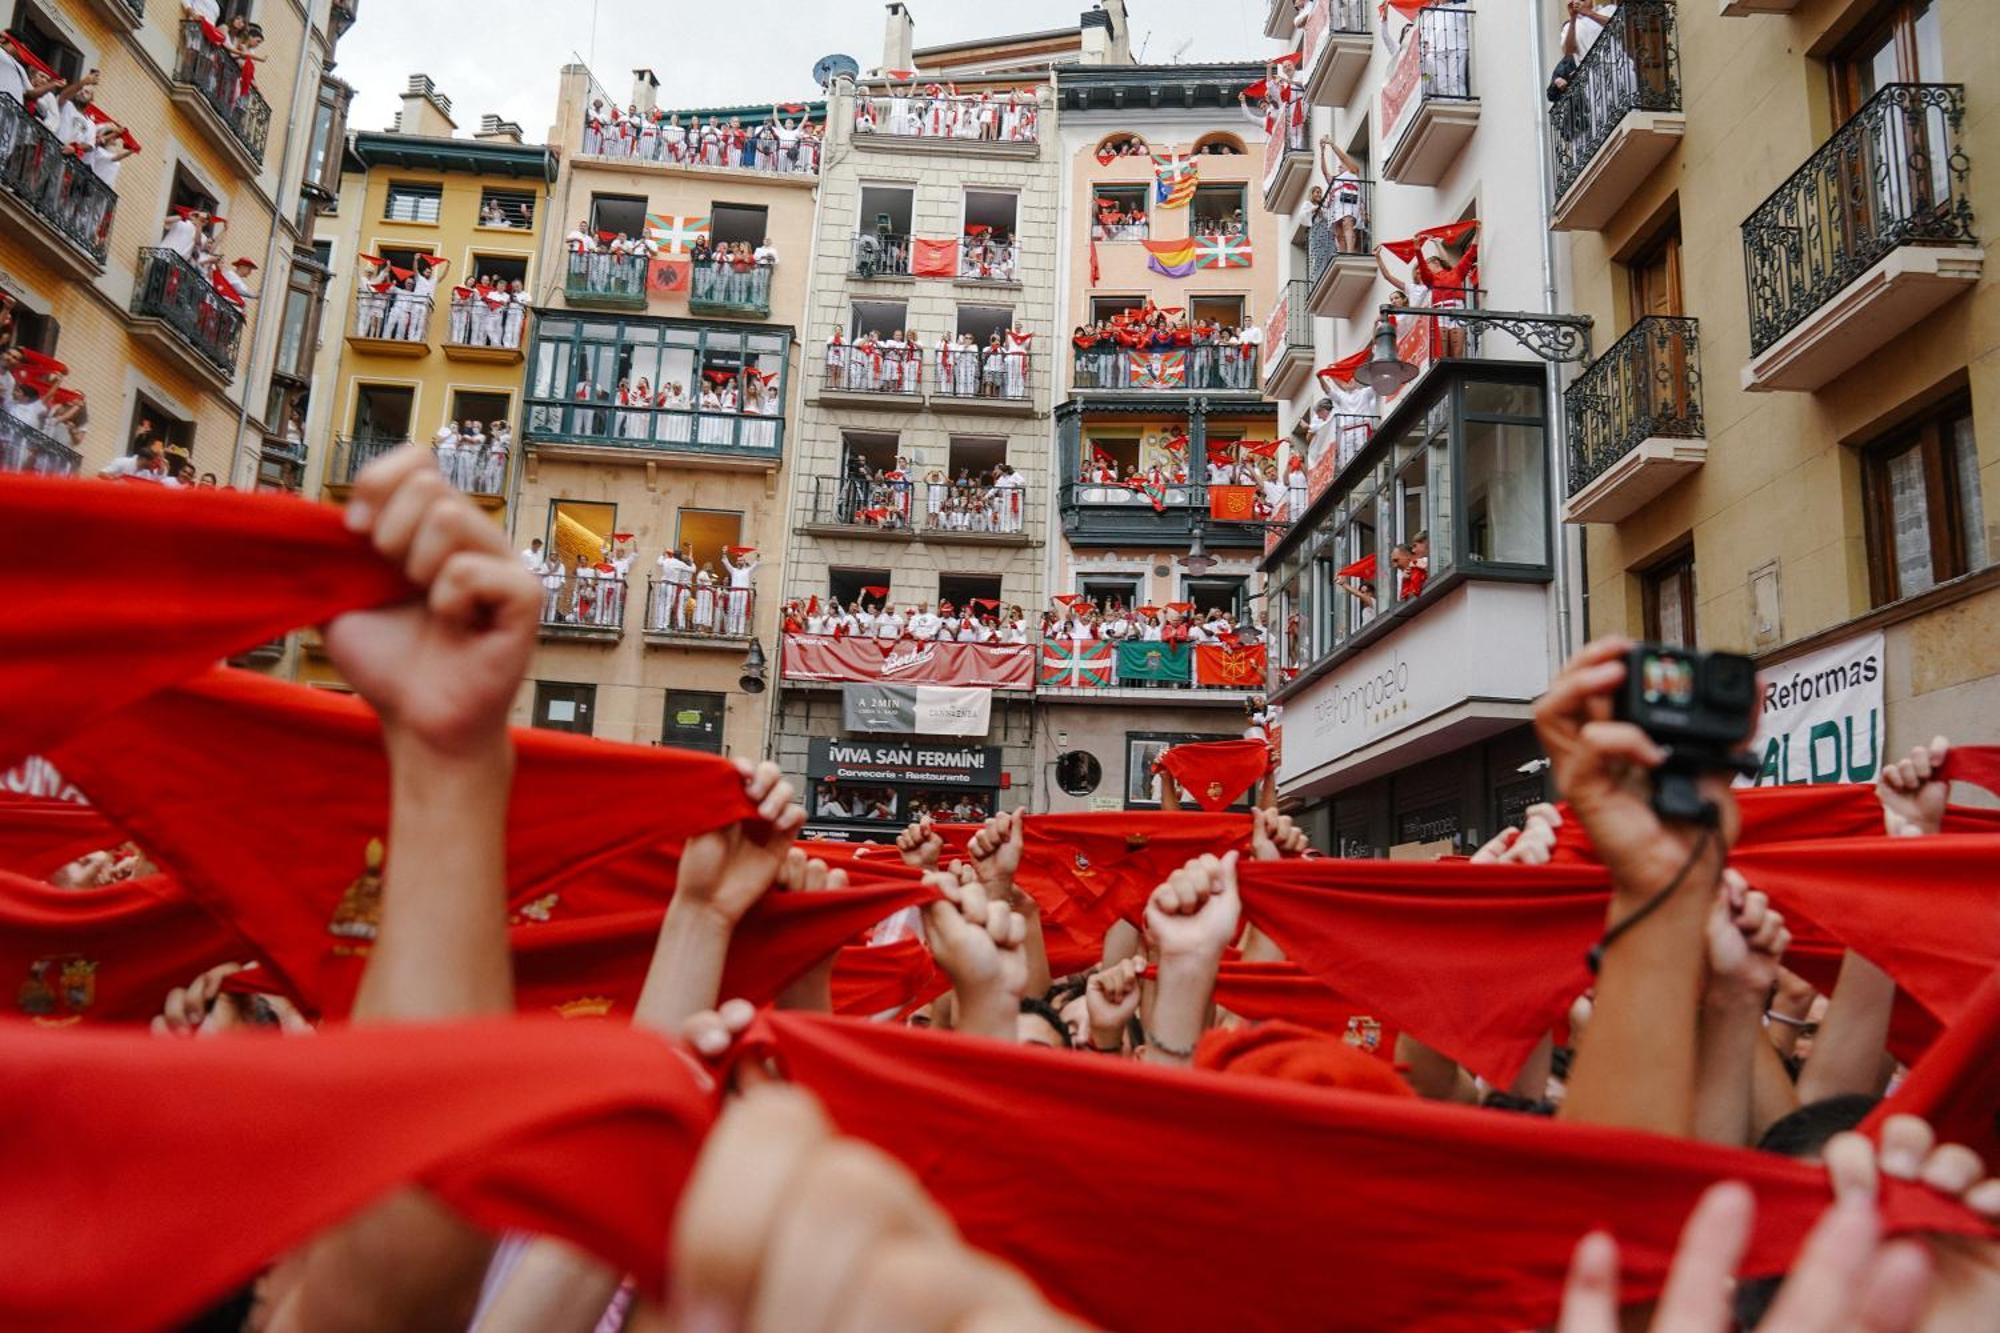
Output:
top-left (1195, 642), bottom-right (1269, 688)
top-left (910, 237), bottom-right (959, 278)
top-left (1208, 485), bottom-right (1257, 522)
top-left (647, 256), bottom-right (690, 294)
top-left (781, 635), bottom-right (1033, 691)
top-left (1380, 22), bottom-right (1423, 136)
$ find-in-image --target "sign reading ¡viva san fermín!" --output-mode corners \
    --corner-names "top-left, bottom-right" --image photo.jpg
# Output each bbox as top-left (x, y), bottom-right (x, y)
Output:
top-left (807, 738), bottom-right (1003, 787)
top-left (1741, 631), bottom-right (1885, 787)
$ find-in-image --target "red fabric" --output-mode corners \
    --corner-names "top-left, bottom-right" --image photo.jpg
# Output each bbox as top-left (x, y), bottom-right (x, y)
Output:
top-left (1194, 1019), bottom-right (1413, 1096)
top-left (1016, 813), bottom-right (1253, 964)
top-left (1335, 552), bottom-right (1377, 581)
top-left (0, 1018), bottom-right (714, 1330)
top-left (1867, 970), bottom-right (2000, 1168)
top-left (0, 872), bottom-right (258, 1026)
top-left (1157, 739), bottom-right (1268, 812)
top-left (0, 795), bottom-right (122, 878)
top-left (779, 635), bottom-right (1034, 690)
top-left (831, 936), bottom-right (948, 1016)
top-left (51, 669), bottom-right (759, 1014)
top-left (1940, 746), bottom-right (2000, 800)
top-left (1207, 484), bottom-right (1257, 521)
top-left (1203, 960), bottom-right (1402, 1059)
top-left (1318, 347), bottom-right (1370, 384)
top-left (0, 476), bottom-right (406, 772)
top-left (756, 1012), bottom-right (1987, 1333)
top-left (910, 237), bottom-right (959, 278)
top-left (1193, 642), bottom-right (1270, 689)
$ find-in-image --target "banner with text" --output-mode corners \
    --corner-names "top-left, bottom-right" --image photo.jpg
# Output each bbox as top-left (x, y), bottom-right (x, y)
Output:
top-left (807, 739), bottom-right (1002, 787)
top-left (782, 636), bottom-right (1034, 691)
top-left (1742, 630), bottom-right (1885, 787)
top-left (842, 683), bottom-right (993, 737)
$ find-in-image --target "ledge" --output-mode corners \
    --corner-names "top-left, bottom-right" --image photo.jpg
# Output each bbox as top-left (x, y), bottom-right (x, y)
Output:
top-left (643, 631), bottom-right (753, 651)
top-left (1564, 435), bottom-right (1708, 524)
top-left (442, 342), bottom-right (525, 365)
top-left (523, 440), bottom-right (779, 474)
top-left (1304, 30), bottom-right (1373, 109)
top-left (1381, 99), bottom-right (1480, 187)
top-left (166, 85), bottom-right (264, 180)
top-left (1551, 110), bottom-right (1686, 233)
top-left (920, 529), bottom-right (1035, 548)
top-left (126, 316), bottom-right (237, 391)
top-left (80, 0), bottom-right (144, 31)
top-left (537, 624), bottom-right (625, 645)
top-left (345, 334), bottom-right (432, 360)
top-left (0, 188), bottom-right (106, 281)
top-left (1262, 343), bottom-right (1313, 400)
top-left (1261, 147), bottom-right (1312, 215)
top-left (1719, 0), bottom-right (1799, 13)
top-left (812, 386), bottom-right (926, 412)
top-left (1742, 245), bottom-right (1984, 393)
top-left (798, 522), bottom-right (916, 543)
top-left (930, 394), bottom-right (1037, 418)
top-left (850, 131), bottom-right (1039, 160)
top-left (1308, 253), bottom-right (1374, 319)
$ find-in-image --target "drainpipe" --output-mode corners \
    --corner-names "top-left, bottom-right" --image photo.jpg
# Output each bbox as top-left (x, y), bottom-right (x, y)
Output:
top-left (1528, 7), bottom-right (1578, 661)
top-left (229, 9), bottom-right (322, 487)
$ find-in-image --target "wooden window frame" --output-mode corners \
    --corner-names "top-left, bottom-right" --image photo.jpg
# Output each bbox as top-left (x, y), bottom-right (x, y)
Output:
top-left (1829, 0), bottom-right (1934, 120)
top-left (1861, 392), bottom-right (1977, 606)
top-left (1641, 543), bottom-right (1698, 646)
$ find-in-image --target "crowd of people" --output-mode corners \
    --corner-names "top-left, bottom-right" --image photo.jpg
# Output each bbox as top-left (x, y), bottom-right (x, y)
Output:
top-left (853, 83), bottom-right (1040, 143)
top-left (781, 595), bottom-right (1032, 644)
top-left (353, 253), bottom-right (443, 343)
top-left (644, 543), bottom-right (757, 637)
top-left (1070, 304), bottom-right (1263, 391)
top-left (1042, 596), bottom-right (1268, 646)
top-left (1, 307), bottom-right (88, 463)
top-left (824, 326), bottom-right (1033, 400)
top-left (8, 445), bottom-right (2000, 1329)
top-left (580, 100), bottom-right (823, 174)
top-left (429, 418), bottom-right (512, 496)
top-left (555, 363), bottom-right (783, 448)
top-left (446, 274), bottom-right (531, 350)
top-left (178, 2), bottom-right (268, 122)
top-left (1, 34), bottom-right (136, 253)
top-left (827, 455), bottom-right (1029, 534)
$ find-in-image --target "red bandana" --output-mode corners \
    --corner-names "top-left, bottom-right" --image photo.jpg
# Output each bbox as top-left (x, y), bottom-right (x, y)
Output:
top-left (0, 795), bottom-right (124, 879)
top-left (1199, 960), bottom-right (1402, 1060)
top-left (1548, 783), bottom-right (2000, 864)
top-left (831, 936), bottom-right (948, 1017)
top-left (1016, 813), bottom-right (1253, 968)
top-left (1866, 969), bottom-right (2000, 1167)
top-left (1155, 740), bottom-right (1269, 811)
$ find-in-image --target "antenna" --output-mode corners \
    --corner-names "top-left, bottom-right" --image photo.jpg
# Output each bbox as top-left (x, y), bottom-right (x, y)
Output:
top-left (1135, 29), bottom-right (1151, 61)
top-left (1170, 37), bottom-right (1192, 63)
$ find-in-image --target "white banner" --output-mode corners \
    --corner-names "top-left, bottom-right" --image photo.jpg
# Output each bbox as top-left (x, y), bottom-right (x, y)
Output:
top-left (1742, 631), bottom-right (1885, 787)
top-left (842, 684), bottom-right (992, 737)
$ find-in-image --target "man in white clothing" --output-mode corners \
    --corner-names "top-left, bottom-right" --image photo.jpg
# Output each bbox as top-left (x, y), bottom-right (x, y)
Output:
top-left (873, 605), bottom-right (905, 641)
top-left (520, 538), bottom-right (547, 573)
top-left (720, 549), bottom-right (758, 637)
top-left (656, 547), bottom-right (694, 631)
top-left (907, 602), bottom-right (942, 641)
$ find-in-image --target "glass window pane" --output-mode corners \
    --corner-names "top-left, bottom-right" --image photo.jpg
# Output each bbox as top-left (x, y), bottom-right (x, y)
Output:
top-left (1462, 420), bottom-right (1547, 566)
top-left (1912, 0), bottom-right (1942, 82)
top-left (1885, 445), bottom-right (1936, 597)
top-left (1655, 568), bottom-right (1691, 647)
top-left (1950, 414), bottom-right (1986, 572)
top-left (1463, 379), bottom-right (1542, 418)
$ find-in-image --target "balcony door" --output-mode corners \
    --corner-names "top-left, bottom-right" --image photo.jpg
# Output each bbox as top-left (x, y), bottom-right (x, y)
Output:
top-left (1831, 1), bottom-right (1949, 245)
top-left (1625, 219), bottom-right (1692, 427)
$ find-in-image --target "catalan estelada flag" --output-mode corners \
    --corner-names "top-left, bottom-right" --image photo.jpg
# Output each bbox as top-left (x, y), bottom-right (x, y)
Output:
top-left (1195, 235), bottom-right (1254, 269)
top-left (1152, 152), bottom-right (1198, 208)
top-left (1141, 237), bottom-right (1198, 279)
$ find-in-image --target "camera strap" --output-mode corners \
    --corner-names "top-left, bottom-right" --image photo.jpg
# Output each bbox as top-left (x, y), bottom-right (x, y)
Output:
top-left (1586, 821), bottom-right (1719, 975)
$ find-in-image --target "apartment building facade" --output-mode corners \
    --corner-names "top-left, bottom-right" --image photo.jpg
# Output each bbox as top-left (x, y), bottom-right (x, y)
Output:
top-left (1552, 0), bottom-right (1995, 783)
top-left (507, 65), bottom-right (821, 758)
top-left (0, 0), bottom-right (353, 493)
top-left (1037, 62), bottom-right (1285, 814)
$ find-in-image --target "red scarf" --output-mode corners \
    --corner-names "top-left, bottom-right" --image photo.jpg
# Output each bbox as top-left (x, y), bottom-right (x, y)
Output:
top-left (1940, 745), bottom-right (2000, 797)
top-left (1156, 739), bottom-right (1269, 811)
top-left (1866, 969), bottom-right (2000, 1167)
top-left (1549, 782), bottom-right (2000, 863)
top-left (1199, 960), bottom-right (1402, 1060)
top-left (0, 795), bottom-right (123, 879)
top-left (1016, 813), bottom-right (1253, 968)
top-left (752, 1012), bottom-right (1987, 1332)
top-left (0, 475), bottom-right (406, 772)
top-left (831, 936), bottom-right (948, 1017)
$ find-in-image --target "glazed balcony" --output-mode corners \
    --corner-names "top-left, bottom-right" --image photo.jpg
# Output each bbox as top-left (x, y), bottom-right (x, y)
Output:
top-left (172, 22), bottom-right (271, 174)
top-left (1379, 5), bottom-right (1479, 187)
top-left (1741, 83), bottom-right (1981, 392)
top-left (1564, 316), bottom-right (1706, 524)
top-left (523, 399), bottom-right (783, 468)
top-left (563, 251), bottom-right (650, 310)
top-left (1300, 0), bottom-right (1373, 109)
top-left (129, 247), bottom-right (245, 385)
top-left (687, 262), bottom-right (773, 319)
top-left (1550, 0), bottom-right (1685, 232)
top-left (1307, 201), bottom-right (1375, 319)
top-left (0, 93), bottom-right (117, 274)
top-left (1262, 279), bottom-right (1313, 399)
top-left (1059, 481), bottom-right (1269, 550)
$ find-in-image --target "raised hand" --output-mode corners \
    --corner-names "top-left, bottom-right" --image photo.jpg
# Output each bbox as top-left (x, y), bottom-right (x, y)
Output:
top-left (1250, 808), bottom-right (1309, 861)
top-left (967, 809), bottom-right (1025, 891)
top-left (895, 817), bottom-right (944, 870)
top-left (1703, 869), bottom-right (1789, 1002)
top-left (1877, 736), bottom-right (1950, 837)
top-left (675, 759), bottom-right (806, 930)
top-left (923, 862), bottom-right (1028, 1041)
top-left (1084, 956), bottom-right (1145, 1053)
top-left (1144, 852), bottom-right (1241, 962)
top-left (774, 848), bottom-right (847, 1015)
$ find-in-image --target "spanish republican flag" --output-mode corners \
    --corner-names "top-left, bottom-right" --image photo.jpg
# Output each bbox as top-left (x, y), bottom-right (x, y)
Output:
top-left (1208, 484), bottom-right (1258, 521)
top-left (1141, 236), bottom-right (1198, 278)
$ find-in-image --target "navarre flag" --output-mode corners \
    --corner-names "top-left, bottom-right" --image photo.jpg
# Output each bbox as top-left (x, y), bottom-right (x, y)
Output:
top-left (1151, 152), bottom-right (1198, 208)
top-left (1195, 642), bottom-right (1270, 689)
top-left (1141, 237), bottom-right (1198, 278)
top-left (1114, 641), bottom-right (1192, 685)
top-left (647, 256), bottom-right (691, 295)
top-left (1038, 641), bottom-right (1113, 689)
top-left (1208, 485), bottom-right (1258, 522)
top-left (1195, 235), bottom-right (1253, 269)
top-left (1127, 350), bottom-right (1187, 389)
top-left (643, 213), bottom-right (708, 254)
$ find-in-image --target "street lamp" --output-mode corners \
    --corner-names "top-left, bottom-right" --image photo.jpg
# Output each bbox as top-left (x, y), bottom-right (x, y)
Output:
top-left (1360, 314), bottom-right (1419, 399)
top-left (739, 639), bottom-right (768, 694)
top-left (1178, 526), bottom-right (1217, 575)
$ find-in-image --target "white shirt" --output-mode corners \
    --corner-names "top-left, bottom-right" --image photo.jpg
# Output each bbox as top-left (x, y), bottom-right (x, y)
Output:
top-left (161, 217), bottom-right (199, 259)
top-left (874, 613), bottom-right (904, 641)
top-left (908, 612), bottom-right (941, 640)
top-left (520, 547), bottom-right (545, 571)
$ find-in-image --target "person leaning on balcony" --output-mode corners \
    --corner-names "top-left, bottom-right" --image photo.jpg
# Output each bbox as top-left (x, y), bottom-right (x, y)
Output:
top-left (98, 441), bottom-right (169, 483)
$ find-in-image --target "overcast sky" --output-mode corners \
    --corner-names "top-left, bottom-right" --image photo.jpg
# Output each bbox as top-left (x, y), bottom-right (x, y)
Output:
top-left (337, 0), bottom-right (1272, 138)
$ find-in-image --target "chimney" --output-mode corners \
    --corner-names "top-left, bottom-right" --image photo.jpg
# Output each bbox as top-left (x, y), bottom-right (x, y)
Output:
top-left (1079, 7), bottom-right (1111, 65)
top-left (398, 74), bottom-right (457, 137)
top-left (475, 114), bottom-right (525, 145)
top-left (631, 68), bottom-right (660, 114)
top-left (883, 2), bottom-right (915, 73)
top-left (1100, 0), bottom-right (1133, 63)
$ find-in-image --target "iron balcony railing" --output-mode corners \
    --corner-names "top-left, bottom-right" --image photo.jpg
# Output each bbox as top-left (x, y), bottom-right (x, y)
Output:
top-left (536, 573), bottom-right (629, 635)
top-left (564, 251), bottom-right (650, 306)
top-left (1742, 83), bottom-right (1974, 355)
top-left (957, 238), bottom-right (1019, 282)
top-left (824, 344), bottom-right (925, 395)
top-left (328, 433), bottom-right (406, 486)
top-left (934, 348), bottom-right (1031, 402)
top-left (523, 398), bottom-right (783, 460)
top-left (351, 287), bottom-right (434, 343)
top-left (807, 474), bottom-right (916, 530)
top-left (851, 232), bottom-right (912, 277)
top-left (688, 261), bottom-right (773, 317)
top-left (918, 476), bottom-right (1030, 535)
top-left (0, 410), bottom-right (81, 476)
top-left (1264, 278), bottom-right (1311, 374)
top-left (1308, 181), bottom-right (1374, 279)
top-left (118, 0), bottom-right (145, 19)
top-left (0, 93), bottom-right (118, 264)
top-left (1071, 344), bottom-right (1262, 393)
top-left (446, 296), bottom-right (527, 349)
top-left (174, 21), bottom-right (272, 166)
top-left (433, 436), bottom-right (511, 496)
top-left (1550, 0), bottom-right (1681, 202)
top-left (132, 247), bottom-right (245, 373)
top-left (645, 579), bottom-right (756, 638)
top-left (1309, 411), bottom-right (1383, 482)
top-left (1564, 316), bottom-right (1704, 495)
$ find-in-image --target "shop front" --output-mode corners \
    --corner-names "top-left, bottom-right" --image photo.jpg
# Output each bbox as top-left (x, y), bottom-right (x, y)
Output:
top-left (804, 738), bottom-right (1005, 841)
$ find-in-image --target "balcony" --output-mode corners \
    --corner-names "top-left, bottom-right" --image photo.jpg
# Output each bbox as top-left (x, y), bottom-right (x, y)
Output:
top-left (537, 574), bottom-right (629, 644)
top-left (922, 478), bottom-right (1033, 546)
top-left (442, 297), bottom-right (527, 364)
top-left (688, 262), bottom-right (773, 319)
top-left (523, 399), bottom-right (783, 469)
top-left (331, 0), bottom-right (357, 35)
top-left (1037, 640), bottom-right (1270, 703)
top-left (1300, 0), bottom-right (1373, 110)
top-left (779, 634), bottom-right (1036, 691)
top-left (0, 410), bottom-right (81, 477)
top-left (255, 434), bottom-right (308, 493)
top-left (434, 437), bottom-right (510, 499)
top-left (1564, 317), bottom-right (1706, 524)
top-left (1059, 482), bottom-right (1269, 550)
top-left (1380, 5), bottom-right (1479, 187)
top-left (1741, 84), bottom-right (1981, 393)
top-left (563, 252), bottom-right (650, 310)
top-left (644, 581), bottom-right (754, 647)
top-left (1719, 0), bottom-right (1798, 12)
top-left (1265, 0), bottom-right (1301, 40)
top-left (228, 636), bottom-right (287, 668)
top-left (1303, 411), bottom-right (1380, 510)
top-left (1261, 113), bottom-right (1312, 214)
top-left (1071, 346), bottom-right (1263, 396)
top-left (578, 127), bottom-right (819, 181)
top-left (0, 93), bottom-right (117, 274)
top-left (1262, 279), bottom-right (1313, 399)
top-left (129, 248), bottom-right (245, 384)
top-left (1308, 206), bottom-right (1374, 319)
top-left (802, 475), bottom-right (916, 540)
top-left (850, 93), bottom-right (1040, 159)
top-left (933, 348), bottom-right (1034, 416)
top-left (1550, 1), bottom-right (1685, 232)
top-left (851, 232), bottom-right (913, 279)
top-left (171, 22), bottom-right (271, 174)
top-left (326, 434), bottom-right (406, 490)
top-left (347, 289), bottom-right (434, 357)
top-left (80, 0), bottom-right (145, 32)
top-left (818, 345), bottom-right (925, 410)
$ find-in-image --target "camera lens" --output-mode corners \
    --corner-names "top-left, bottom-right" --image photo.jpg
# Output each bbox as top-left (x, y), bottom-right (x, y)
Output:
top-left (1704, 653), bottom-right (1755, 707)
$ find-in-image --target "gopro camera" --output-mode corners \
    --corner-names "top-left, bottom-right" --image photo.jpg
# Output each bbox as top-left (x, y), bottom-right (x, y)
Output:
top-left (1613, 644), bottom-right (1759, 822)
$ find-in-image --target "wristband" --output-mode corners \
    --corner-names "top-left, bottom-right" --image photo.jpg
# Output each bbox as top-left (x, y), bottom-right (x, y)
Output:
top-left (1764, 1010), bottom-right (1812, 1029)
top-left (1144, 1029), bottom-right (1195, 1060)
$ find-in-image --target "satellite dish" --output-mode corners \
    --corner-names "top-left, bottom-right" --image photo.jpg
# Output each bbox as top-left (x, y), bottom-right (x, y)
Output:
top-left (812, 53), bottom-right (861, 90)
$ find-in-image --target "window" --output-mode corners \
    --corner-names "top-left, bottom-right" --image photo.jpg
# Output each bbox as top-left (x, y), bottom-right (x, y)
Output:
top-left (962, 188), bottom-right (1018, 243)
top-left (470, 254), bottom-right (528, 287)
top-left (1081, 575), bottom-right (1141, 609)
top-left (449, 389), bottom-right (511, 434)
top-left (676, 508), bottom-right (743, 574)
top-left (946, 435), bottom-right (1006, 476)
top-left (938, 573), bottom-right (1002, 613)
top-left (1185, 576), bottom-right (1247, 618)
top-left (271, 260), bottom-right (327, 384)
top-left (663, 691), bottom-right (727, 754)
top-left (1192, 132), bottom-right (1246, 156)
top-left (1831, 0), bottom-right (1942, 119)
top-left (588, 193), bottom-right (647, 240)
top-left (479, 188), bottom-right (536, 230)
top-left (128, 394), bottom-right (194, 459)
top-left (350, 384), bottom-right (413, 442)
top-left (857, 185), bottom-right (915, 237)
top-left (1190, 184), bottom-right (1248, 237)
top-left (954, 304), bottom-right (1012, 347)
top-left (1862, 394), bottom-right (1986, 605)
top-left (1462, 382), bottom-right (1547, 568)
top-left (710, 202), bottom-right (769, 248)
top-left (304, 78), bottom-right (352, 200)
top-left (850, 299), bottom-right (908, 339)
top-left (6, 3), bottom-right (83, 80)
top-left (384, 182), bottom-right (443, 224)
top-left (1190, 295), bottom-right (1245, 330)
top-left (1095, 132), bottom-right (1149, 159)
top-left (1092, 184), bottom-right (1149, 240)
top-left (532, 682), bottom-right (596, 735)
top-left (830, 567), bottom-right (892, 608)
top-left (840, 430), bottom-right (900, 473)
top-left (1624, 215), bottom-right (1684, 321)
top-left (171, 166), bottom-right (220, 220)
top-left (526, 316), bottom-right (789, 419)
top-left (1643, 547), bottom-right (1698, 647)
top-left (547, 499), bottom-right (617, 572)
top-left (2, 293), bottom-right (55, 356)
top-left (377, 244), bottom-right (434, 275)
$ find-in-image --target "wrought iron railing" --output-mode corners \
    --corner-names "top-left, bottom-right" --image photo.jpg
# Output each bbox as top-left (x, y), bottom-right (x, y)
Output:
top-left (131, 247), bottom-right (246, 373)
top-left (523, 399), bottom-right (783, 459)
top-left (446, 296), bottom-right (527, 349)
top-left (851, 232), bottom-right (912, 277)
top-left (1564, 316), bottom-right (1704, 495)
top-left (328, 433), bottom-right (407, 486)
top-left (1550, 0), bottom-right (1681, 201)
top-left (824, 345), bottom-right (924, 395)
top-left (934, 348), bottom-right (1031, 402)
top-left (1309, 411), bottom-right (1382, 483)
top-left (1308, 180), bottom-right (1374, 278)
top-left (564, 251), bottom-right (650, 305)
top-left (688, 261), bottom-right (773, 317)
top-left (581, 123), bottom-right (820, 175)
top-left (536, 574), bottom-right (629, 634)
top-left (1263, 279), bottom-right (1311, 379)
top-left (0, 410), bottom-right (81, 476)
top-left (645, 579), bottom-right (756, 637)
top-left (1742, 83), bottom-right (1974, 355)
top-left (1071, 344), bottom-right (1262, 392)
top-left (807, 475), bottom-right (917, 530)
top-left (350, 288), bottom-right (434, 343)
top-left (0, 93), bottom-right (118, 264)
top-left (917, 477), bottom-right (1031, 535)
top-left (174, 21), bottom-right (272, 166)
top-left (957, 239), bottom-right (1019, 282)
top-left (1383, 5), bottom-right (1474, 136)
